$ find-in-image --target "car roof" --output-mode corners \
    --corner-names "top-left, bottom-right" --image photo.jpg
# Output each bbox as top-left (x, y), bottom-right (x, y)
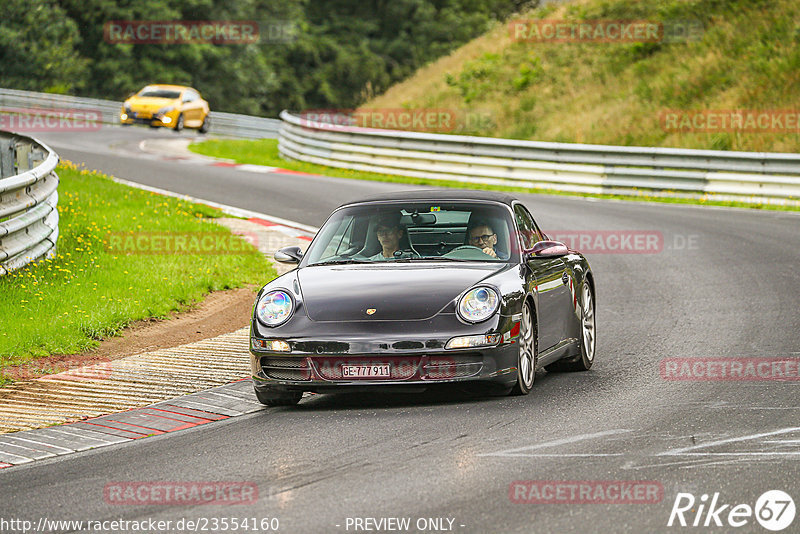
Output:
top-left (340, 189), bottom-right (519, 208)
top-left (141, 84), bottom-right (192, 91)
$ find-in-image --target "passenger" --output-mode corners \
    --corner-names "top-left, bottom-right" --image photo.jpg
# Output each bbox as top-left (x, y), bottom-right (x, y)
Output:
top-left (370, 213), bottom-right (405, 260)
top-left (467, 220), bottom-right (508, 259)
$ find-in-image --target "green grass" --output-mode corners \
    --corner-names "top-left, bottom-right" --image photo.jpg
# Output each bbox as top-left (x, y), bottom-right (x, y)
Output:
top-left (0, 162), bottom-right (276, 384)
top-left (189, 138), bottom-right (800, 212)
top-left (367, 0), bottom-right (800, 154)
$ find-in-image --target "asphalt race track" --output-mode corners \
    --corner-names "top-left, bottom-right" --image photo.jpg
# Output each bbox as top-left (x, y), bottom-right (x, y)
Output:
top-left (2, 126), bottom-right (799, 533)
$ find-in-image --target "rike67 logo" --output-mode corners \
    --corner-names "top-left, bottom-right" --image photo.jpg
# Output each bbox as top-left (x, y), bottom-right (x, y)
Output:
top-left (668, 490), bottom-right (795, 531)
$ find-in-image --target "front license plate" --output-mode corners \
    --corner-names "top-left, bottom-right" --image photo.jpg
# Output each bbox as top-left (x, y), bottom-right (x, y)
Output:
top-left (341, 364), bottom-right (390, 378)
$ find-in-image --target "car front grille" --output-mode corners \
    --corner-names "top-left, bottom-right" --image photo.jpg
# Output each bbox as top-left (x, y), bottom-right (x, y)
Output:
top-left (423, 355), bottom-right (483, 379)
top-left (260, 357), bottom-right (311, 381)
top-left (314, 358), bottom-right (419, 380)
top-left (260, 355), bottom-right (485, 382)
top-left (309, 355), bottom-right (484, 381)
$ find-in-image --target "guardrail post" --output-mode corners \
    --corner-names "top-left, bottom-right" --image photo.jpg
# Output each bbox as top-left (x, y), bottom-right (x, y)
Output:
top-left (15, 141), bottom-right (31, 173)
top-left (0, 138), bottom-right (14, 178)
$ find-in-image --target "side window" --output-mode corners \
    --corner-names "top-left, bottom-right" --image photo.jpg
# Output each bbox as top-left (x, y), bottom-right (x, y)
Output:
top-left (334, 218), bottom-right (356, 255)
top-left (514, 205), bottom-right (536, 250)
top-left (521, 205), bottom-right (545, 242)
top-left (318, 216), bottom-right (353, 259)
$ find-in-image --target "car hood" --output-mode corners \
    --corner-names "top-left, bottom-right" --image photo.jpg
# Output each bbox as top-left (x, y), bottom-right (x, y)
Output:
top-left (127, 97), bottom-right (178, 111)
top-left (297, 263), bottom-right (504, 321)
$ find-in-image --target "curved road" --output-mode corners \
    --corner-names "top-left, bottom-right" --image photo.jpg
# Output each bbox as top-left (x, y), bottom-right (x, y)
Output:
top-left (2, 127), bottom-right (799, 533)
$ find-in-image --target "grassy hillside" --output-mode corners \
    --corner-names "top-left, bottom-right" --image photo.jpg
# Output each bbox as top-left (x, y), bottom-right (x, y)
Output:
top-left (364, 0), bottom-right (800, 153)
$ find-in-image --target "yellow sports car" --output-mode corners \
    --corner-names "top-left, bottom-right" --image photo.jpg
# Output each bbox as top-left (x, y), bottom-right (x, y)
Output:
top-left (120, 84), bottom-right (210, 132)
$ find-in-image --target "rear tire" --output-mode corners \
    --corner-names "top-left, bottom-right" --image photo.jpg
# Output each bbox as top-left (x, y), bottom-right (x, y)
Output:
top-left (546, 280), bottom-right (595, 372)
top-left (509, 301), bottom-right (536, 395)
top-left (199, 114), bottom-right (210, 134)
top-left (254, 388), bottom-right (302, 406)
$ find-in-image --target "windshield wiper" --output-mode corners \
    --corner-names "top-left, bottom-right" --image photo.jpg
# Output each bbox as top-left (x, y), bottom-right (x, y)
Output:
top-left (392, 256), bottom-right (475, 262)
top-left (308, 259), bottom-right (373, 266)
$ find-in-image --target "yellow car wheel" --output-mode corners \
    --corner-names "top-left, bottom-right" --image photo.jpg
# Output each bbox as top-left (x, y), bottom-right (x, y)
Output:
top-left (199, 114), bottom-right (210, 134)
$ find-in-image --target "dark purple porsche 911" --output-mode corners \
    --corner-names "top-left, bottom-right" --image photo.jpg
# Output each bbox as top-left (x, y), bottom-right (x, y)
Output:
top-left (249, 190), bottom-right (596, 406)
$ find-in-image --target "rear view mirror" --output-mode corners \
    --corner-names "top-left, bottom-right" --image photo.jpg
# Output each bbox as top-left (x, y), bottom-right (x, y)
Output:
top-left (274, 246), bottom-right (303, 264)
top-left (401, 212), bottom-right (436, 225)
top-left (527, 240), bottom-right (569, 258)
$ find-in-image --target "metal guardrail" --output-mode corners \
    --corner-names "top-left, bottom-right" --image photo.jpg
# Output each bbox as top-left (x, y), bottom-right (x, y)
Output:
top-left (0, 88), bottom-right (280, 139)
top-left (0, 132), bottom-right (59, 276)
top-left (278, 111), bottom-right (800, 205)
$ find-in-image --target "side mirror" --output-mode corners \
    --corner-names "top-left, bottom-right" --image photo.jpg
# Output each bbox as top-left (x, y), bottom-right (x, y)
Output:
top-left (527, 240), bottom-right (569, 258)
top-left (274, 246), bottom-right (303, 264)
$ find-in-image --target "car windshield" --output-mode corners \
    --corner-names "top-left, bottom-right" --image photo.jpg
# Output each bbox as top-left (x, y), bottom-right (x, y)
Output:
top-left (304, 201), bottom-right (518, 266)
top-left (138, 87), bottom-right (182, 99)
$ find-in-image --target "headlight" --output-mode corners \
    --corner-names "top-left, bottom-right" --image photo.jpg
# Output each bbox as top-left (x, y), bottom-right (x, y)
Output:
top-left (446, 334), bottom-right (502, 349)
top-left (457, 287), bottom-right (499, 323)
top-left (256, 290), bottom-right (294, 327)
top-left (156, 106), bottom-right (174, 116)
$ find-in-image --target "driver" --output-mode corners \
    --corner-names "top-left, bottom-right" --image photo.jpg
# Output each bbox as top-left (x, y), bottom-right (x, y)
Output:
top-left (370, 213), bottom-right (406, 260)
top-left (467, 220), bottom-right (508, 259)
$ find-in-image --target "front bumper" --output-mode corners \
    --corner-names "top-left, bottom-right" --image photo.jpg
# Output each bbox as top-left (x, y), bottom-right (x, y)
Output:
top-left (119, 111), bottom-right (176, 126)
top-left (250, 316), bottom-right (521, 393)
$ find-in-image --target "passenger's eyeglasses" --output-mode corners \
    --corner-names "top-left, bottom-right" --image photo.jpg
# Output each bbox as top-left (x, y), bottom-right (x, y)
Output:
top-left (469, 233), bottom-right (495, 243)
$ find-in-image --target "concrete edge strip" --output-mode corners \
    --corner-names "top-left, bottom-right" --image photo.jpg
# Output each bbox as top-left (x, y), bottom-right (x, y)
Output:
top-left (0, 380), bottom-right (264, 469)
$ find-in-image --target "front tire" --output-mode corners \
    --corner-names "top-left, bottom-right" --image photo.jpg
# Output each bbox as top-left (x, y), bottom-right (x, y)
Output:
top-left (254, 387), bottom-right (302, 406)
top-left (173, 113), bottom-right (184, 132)
top-left (510, 301), bottom-right (536, 395)
top-left (199, 114), bottom-right (210, 134)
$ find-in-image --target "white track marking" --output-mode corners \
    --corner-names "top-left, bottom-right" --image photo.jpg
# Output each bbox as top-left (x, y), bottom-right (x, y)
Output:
top-left (237, 164), bottom-right (280, 173)
top-left (478, 429), bottom-right (632, 457)
top-left (657, 426), bottom-right (800, 456)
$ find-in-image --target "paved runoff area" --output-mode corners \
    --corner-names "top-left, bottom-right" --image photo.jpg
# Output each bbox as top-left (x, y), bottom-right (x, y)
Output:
top-left (0, 218), bottom-right (310, 468)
